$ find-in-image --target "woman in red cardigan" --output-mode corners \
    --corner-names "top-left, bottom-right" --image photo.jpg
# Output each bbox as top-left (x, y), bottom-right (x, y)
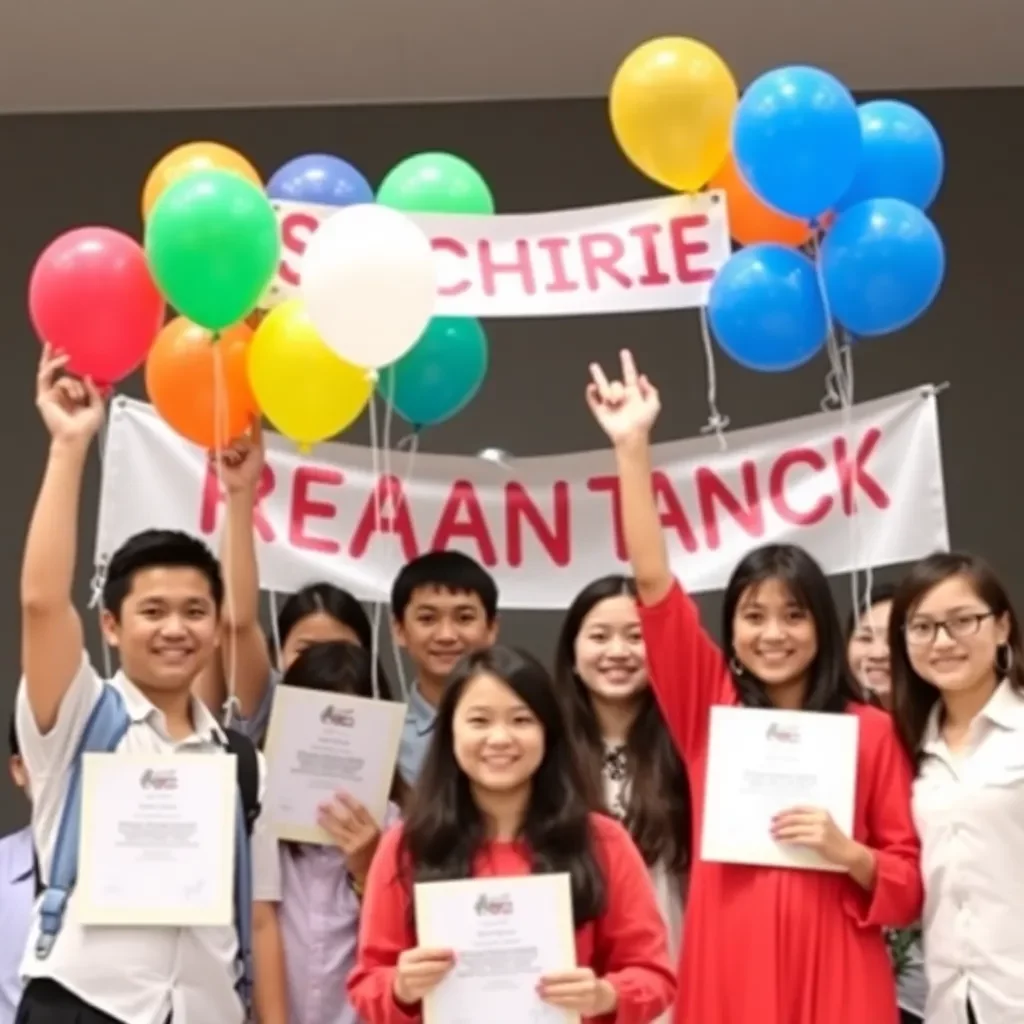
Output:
top-left (584, 350), bottom-right (923, 1024)
top-left (347, 645), bottom-right (676, 1024)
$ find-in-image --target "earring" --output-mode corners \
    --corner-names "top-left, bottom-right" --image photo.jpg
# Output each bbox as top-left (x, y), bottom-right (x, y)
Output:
top-left (729, 654), bottom-right (745, 677)
top-left (996, 643), bottom-right (1014, 678)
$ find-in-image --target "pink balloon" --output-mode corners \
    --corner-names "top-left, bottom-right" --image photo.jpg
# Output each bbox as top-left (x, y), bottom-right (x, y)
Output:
top-left (28, 227), bottom-right (166, 386)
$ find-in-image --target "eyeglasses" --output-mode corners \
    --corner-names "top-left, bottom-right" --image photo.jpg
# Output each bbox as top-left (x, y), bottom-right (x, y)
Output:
top-left (904, 611), bottom-right (995, 647)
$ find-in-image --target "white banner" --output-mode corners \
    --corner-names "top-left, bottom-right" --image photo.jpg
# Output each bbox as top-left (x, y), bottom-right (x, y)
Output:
top-left (264, 193), bottom-right (732, 317)
top-left (96, 390), bottom-right (948, 610)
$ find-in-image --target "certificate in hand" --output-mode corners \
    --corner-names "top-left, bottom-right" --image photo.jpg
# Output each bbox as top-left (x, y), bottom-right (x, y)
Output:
top-left (415, 873), bottom-right (578, 1024)
top-left (77, 752), bottom-right (236, 926)
top-left (263, 685), bottom-right (405, 843)
top-left (701, 706), bottom-right (859, 872)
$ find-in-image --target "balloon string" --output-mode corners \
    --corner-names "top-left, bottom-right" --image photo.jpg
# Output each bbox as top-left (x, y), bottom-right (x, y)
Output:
top-left (697, 305), bottom-right (730, 450)
top-left (367, 387), bottom-right (383, 701)
top-left (90, 409), bottom-right (114, 681)
top-left (212, 339), bottom-right (240, 727)
top-left (268, 589), bottom-right (284, 674)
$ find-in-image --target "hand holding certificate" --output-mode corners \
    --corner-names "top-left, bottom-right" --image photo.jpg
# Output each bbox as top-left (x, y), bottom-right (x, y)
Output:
top-left (77, 752), bottom-right (235, 926)
top-left (701, 706), bottom-right (859, 872)
top-left (263, 685), bottom-right (405, 843)
top-left (413, 874), bottom-right (580, 1024)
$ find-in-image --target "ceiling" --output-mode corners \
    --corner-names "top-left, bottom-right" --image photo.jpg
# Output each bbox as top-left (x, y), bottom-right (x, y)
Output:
top-left (1, 0), bottom-right (1018, 114)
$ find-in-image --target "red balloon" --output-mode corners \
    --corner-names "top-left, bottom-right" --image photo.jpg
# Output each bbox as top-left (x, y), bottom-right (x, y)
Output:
top-left (28, 227), bottom-right (166, 386)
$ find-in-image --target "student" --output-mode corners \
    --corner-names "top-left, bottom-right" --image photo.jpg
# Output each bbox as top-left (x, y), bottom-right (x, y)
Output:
top-left (390, 551), bottom-right (499, 786)
top-left (0, 716), bottom-right (33, 1024)
top-left (198, 429), bottom-right (391, 734)
top-left (889, 552), bottom-right (1024, 1024)
top-left (553, 574), bottom-right (690, 1003)
top-left (585, 350), bottom-right (922, 1024)
top-left (847, 584), bottom-right (897, 709)
top-left (347, 645), bottom-right (676, 1024)
top-left (254, 641), bottom-right (401, 1024)
top-left (15, 347), bottom-right (280, 1024)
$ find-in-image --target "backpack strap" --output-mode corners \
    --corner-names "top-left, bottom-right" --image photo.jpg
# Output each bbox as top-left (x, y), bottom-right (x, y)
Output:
top-left (223, 727), bottom-right (261, 1018)
top-left (36, 685), bottom-right (131, 959)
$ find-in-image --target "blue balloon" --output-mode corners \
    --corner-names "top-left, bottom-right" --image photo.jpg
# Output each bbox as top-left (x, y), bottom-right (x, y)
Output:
top-left (266, 154), bottom-right (373, 206)
top-left (733, 66), bottom-right (861, 219)
top-left (379, 318), bottom-right (489, 427)
top-left (821, 199), bottom-right (945, 337)
top-left (708, 245), bottom-right (828, 372)
top-left (836, 101), bottom-right (944, 212)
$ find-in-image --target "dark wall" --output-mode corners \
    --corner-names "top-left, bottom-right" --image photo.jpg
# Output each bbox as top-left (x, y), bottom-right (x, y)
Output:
top-left (0, 90), bottom-right (1016, 830)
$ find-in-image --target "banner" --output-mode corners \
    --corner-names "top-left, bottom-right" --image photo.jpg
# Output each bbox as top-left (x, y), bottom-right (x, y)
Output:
top-left (264, 193), bottom-right (732, 318)
top-left (96, 390), bottom-right (948, 610)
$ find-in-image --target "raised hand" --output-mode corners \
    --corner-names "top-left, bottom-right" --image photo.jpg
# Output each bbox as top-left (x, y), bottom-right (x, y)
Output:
top-left (35, 345), bottom-right (105, 447)
top-left (585, 349), bottom-right (661, 445)
top-left (209, 420), bottom-right (264, 495)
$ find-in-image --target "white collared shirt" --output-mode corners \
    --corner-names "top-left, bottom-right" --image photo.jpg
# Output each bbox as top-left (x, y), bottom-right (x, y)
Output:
top-left (913, 679), bottom-right (1024, 1024)
top-left (16, 654), bottom-right (277, 1024)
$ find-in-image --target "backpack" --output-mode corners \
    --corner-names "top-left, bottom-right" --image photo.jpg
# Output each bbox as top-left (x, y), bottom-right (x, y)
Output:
top-left (33, 684), bottom-right (260, 1017)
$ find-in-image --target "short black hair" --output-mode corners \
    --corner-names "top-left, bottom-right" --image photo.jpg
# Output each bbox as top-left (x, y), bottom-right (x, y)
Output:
top-left (8, 713), bottom-right (19, 758)
top-left (102, 529), bottom-right (224, 619)
top-left (390, 551), bottom-right (498, 623)
top-left (845, 582), bottom-right (898, 638)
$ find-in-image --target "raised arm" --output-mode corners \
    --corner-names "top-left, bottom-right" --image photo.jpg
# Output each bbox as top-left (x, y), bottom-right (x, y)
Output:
top-left (194, 426), bottom-right (273, 720)
top-left (21, 347), bottom-right (105, 733)
top-left (586, 350), bottom-right (729, 759)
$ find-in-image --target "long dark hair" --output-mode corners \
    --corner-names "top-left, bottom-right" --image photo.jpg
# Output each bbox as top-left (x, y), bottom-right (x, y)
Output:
top-left (890, 552), bottom-right (1024, 764)
top-left (554, 575), bottom-right (690, 877)
top-left (402, 646), bottom-right (606, 924)
top-left (723, 544), bottom-right (861, 713)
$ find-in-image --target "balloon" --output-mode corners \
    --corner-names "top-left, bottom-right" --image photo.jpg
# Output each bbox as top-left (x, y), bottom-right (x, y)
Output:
top-left (733, 66), bottom-right (861, 219)
top-left (377, 153), bottom-right (494, 215)
top-left (380, 318), bottom-right (488, 427)
top-left (708, 245), bottom-right (828, 372)
top-left (820, 199), bottom-right (945, 337)
top-left (248, 300), bottom-right (372, 448)
top-left (301, 204), bottom-right (437, 370)
top-left (836, 101), bottom-right (944, 212)
top-left (145, 169), bottom-right (280, 331)
top-left (142, 142), bottom-right (261, 221)
top-left (267, 153), bottom-right (374, 206)
top-left (609, 37), bottom-right (737, 193)
top-left (145, 318), bottom-right (256, 448)
top-left (709, 152), bottom-right (814, 248)
top-left (28, 227), bottom-right (165, 386)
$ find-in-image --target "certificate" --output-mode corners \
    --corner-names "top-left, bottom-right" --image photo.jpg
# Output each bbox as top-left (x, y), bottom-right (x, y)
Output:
top-left (701, 706), bottom-right (859, 871)
top-left (263, 685), bottom-right (405, 843)
top-left (77, 752), bottom-right (236, 926)
top-left (415, 874), bottom-right (578, 1024)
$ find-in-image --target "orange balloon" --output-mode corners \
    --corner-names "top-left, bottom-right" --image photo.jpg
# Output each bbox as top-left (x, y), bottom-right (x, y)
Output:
top-left (145, 317), bottom-right (258, 448)
top-left (709, 153), bottom-right (814, 248)
top-left (141, 142), bottom-right (262, 220)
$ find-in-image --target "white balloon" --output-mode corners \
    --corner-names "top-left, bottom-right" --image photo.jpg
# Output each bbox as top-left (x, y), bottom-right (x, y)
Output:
top-left (300, 204), bottom-right (437, 370)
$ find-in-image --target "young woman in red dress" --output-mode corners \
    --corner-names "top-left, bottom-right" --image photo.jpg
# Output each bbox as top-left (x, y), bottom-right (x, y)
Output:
top-left (584, 350), bottom-right (923, 1024)
top-left (347, 645), bottom-right (676, 1024)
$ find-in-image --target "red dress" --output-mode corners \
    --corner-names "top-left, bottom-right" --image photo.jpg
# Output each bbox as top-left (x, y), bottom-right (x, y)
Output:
top-left (640, 581), bottom-right (922, 1024)
top-left (348, 812), bottom-right (676, 1024)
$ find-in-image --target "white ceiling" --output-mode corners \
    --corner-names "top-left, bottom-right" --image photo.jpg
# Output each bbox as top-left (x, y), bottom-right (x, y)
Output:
top-left (1, 0), bottom-right (1018, 114)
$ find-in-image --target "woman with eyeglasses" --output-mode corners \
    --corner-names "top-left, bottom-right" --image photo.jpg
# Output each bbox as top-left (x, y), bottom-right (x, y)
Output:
top-left (890, 552), bottom-right (1024, 1024)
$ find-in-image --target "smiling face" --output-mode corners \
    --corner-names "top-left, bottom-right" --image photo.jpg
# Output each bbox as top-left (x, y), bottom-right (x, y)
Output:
top-left (732, 577), bottom-right (818, 688)
top-left (906, 574), bottom-right (1009, 695)
top-left (102, 567), bottom-right (220, 692)
top-left (573, 594), bottom-right (647, 704)
top-left (848, 599), bottom-right (893, 697)
top-left (452, 671), bottom-right (544, 795)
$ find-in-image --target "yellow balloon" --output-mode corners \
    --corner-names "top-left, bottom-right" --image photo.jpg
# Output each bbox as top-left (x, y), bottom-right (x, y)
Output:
top-left (610, 38), bottom-right (738, 193)
top-left (248, 300), bottom-right (372, 449)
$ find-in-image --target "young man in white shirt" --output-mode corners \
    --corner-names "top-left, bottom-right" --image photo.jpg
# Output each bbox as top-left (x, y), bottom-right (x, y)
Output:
top-left (15, 347), bottom-right (280, 1024)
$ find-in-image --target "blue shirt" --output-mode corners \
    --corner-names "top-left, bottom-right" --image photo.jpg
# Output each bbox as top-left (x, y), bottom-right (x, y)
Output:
top-left (0, 826), bottom-right (33, 1024)
top-left (397, 686), bottom-right (436, 787)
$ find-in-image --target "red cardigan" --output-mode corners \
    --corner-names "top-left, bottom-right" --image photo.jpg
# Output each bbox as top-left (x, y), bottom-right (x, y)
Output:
top-left (347, 812), bottom-right (676, 1024)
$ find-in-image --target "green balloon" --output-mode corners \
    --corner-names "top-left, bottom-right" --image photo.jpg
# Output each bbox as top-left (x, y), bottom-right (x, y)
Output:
top-left (145, 169), bottom-right (280, 331)
top-left (377, 152), bottom-right (495, 215)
